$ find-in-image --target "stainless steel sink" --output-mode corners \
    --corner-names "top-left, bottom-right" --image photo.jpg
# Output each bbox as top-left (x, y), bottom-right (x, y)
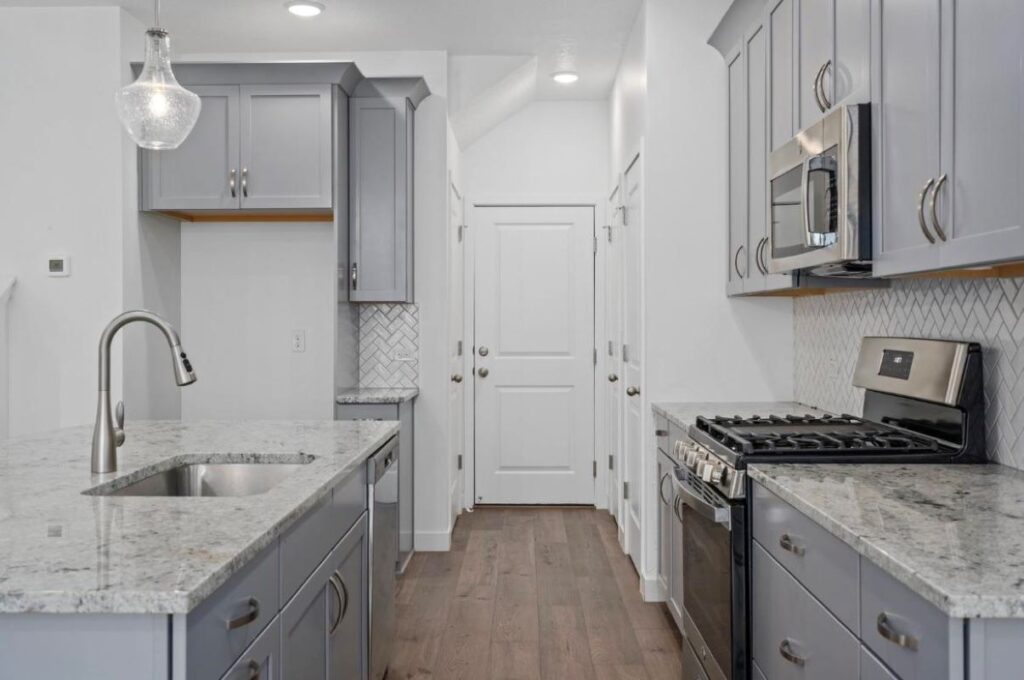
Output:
top-left (91, 460), bottom-right (312, 497)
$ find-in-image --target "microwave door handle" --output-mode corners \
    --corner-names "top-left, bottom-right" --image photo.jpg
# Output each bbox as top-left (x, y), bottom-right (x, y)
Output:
top-left (801, 156), bottom-right (814, 247)
top-left (674, 477), bottom-right (731, 529)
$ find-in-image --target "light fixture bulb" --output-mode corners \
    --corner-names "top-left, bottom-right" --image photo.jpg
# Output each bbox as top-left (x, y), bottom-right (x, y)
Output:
top-left (116, 28), bottom-right (201, 150)
top-left (286, 1), bottom-right (325, 17)
top-left (552, 71), bottom-right (580, 85)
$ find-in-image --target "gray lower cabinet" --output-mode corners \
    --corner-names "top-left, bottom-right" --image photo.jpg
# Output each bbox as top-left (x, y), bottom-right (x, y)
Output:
top-left (222, 615), bottom-right (281, 680)
top-left (656, 424), bottom-right (684, 630)
top-left (329, 515), bottom-right (369, 680)
top-left (142, 81), bottom-right (336, 213)
top-left (349, 96), bottom-right (415, 303)
top-left (336, 400), bottom-right (414, 571)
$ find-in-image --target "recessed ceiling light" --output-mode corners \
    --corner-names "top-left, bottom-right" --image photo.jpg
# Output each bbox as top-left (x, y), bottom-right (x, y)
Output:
top-left (552, 71), bottom-right (580, 85)
top-left (286, 1), bottom-right (324, 17)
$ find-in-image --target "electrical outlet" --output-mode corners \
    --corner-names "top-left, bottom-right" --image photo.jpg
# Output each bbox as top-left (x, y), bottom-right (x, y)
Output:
top-left (291, 330), bottom-right (306, 353)
top-left (393, 349), bottom-right (415, 362)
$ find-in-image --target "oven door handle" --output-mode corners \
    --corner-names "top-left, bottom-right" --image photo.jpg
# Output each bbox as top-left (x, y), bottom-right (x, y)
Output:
top-left (674, 477), bottom-right (731, 529)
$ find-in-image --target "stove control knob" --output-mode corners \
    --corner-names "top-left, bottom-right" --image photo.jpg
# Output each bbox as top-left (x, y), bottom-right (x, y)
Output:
top-left (708, 465), bottom-right (725, 485)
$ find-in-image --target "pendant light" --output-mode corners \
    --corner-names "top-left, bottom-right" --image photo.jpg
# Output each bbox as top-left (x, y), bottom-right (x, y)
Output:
top-left (115, 0), bottom-right (200, 150)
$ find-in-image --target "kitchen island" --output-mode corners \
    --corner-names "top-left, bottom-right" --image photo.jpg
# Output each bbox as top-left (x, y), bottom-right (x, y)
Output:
top-left (0, 419), bottom-right (397, 678)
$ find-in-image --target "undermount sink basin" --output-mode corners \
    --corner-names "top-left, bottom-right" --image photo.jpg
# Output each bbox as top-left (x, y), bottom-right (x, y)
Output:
top-left (89, 458), bottom-right (314, 497)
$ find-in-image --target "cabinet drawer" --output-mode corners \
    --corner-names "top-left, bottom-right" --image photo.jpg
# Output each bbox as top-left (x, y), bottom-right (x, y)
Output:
top-left (655, 414), bottom-right (670, 454)
top-left (281, 467), bottom-right (367, 601)
top-left (861, 645), bottom-right (898, 680)
top-left (221, 614), bottom-right (281, 680)
top-left (752, 482), bottom-right (860, 630)
top-left (860, 557), bottom-right (956, 680)
top-left (187, 541), bottom-right (280, 680)
top-left (752, 542), bottom-right (859, 680)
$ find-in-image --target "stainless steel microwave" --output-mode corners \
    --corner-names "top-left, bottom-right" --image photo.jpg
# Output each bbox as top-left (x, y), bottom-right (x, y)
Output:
top-left (767, 104), bottom-right (872, 277)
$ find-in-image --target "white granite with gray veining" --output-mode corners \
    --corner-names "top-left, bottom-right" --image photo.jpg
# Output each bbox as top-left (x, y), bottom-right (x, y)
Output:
top-left (335, 387), bottom-right (419, 405)
top-left (749, 463), bottom-right (1024, 619)
top-left (0, 420), bottom-right (397, 615)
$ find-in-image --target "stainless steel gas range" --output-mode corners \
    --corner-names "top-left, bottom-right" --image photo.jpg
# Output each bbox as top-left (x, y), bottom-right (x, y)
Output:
top-left (674, 337), bottom-right (986, 680)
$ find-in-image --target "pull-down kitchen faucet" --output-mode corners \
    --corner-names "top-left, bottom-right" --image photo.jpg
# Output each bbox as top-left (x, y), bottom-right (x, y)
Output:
top-left (91, 310), bottom-right (196, 473)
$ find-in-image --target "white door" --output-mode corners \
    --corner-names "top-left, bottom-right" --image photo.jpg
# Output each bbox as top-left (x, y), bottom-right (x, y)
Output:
top-left (449, 179), bottom-right (466, 522)
top-left (605, 185), bottom-right (625, 536)
top-left (474, 205), bottom-right (596, 505)
top-left (622, 153), bottom-right (644, 571)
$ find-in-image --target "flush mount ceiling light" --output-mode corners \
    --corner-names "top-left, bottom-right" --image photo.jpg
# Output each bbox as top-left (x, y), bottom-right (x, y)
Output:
top-left (552, 71), bottom-right (580, 85)
top-left (115, 0), bottom-right (200, 150)
top-left (286, 1), bottom-right (325, 17)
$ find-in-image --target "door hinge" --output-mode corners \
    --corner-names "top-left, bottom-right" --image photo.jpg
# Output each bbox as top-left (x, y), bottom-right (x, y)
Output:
top-left (593, 460), bottom-right (597, 478)
top-left (457, 340), bottom-right (463, 356)
top-left (593, 235), bottom-right (598, 255)
top-left (457, 454), bottom-right (463, 471)
top-left (608, 454), bottom-right (614, 470)
top-left (593, 348), bottom-right (598, 366)
top-left (457, 224), bottom-right (464, 242)
top-left (622, 343), bottom-right (630, 363)
top-left (623, 481), bottom-right (629, 500)
top-left (608, 340), bottom-right (614, 357)
top-left (604, 224), bottom-right (613, 242)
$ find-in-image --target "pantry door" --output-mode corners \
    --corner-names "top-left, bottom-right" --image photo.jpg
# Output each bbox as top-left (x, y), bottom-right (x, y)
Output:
top-left (473, 205), bottom-right (596, 505)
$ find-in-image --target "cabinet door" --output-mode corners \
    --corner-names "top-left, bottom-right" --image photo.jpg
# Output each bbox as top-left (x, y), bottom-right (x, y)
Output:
top-left (142, 85), bottom-right (239, 211)
top-left (349, 97), bottom-right (414, 303)
top-left (796, 0), bottom-right (835, 129)
top-left (328, 514), bottom-right (368, 680)
top-left (239, 84), bottom-right (333, 210)
top-left (871, 0), bottom-right (944, 275)
top-left (281, 561), bottom-right (331, 679)
top-left (222, 616), bottom-right (281, 680)
top-left (746, 24), bottom-right (770, 293)
top-left (656, 457), bottom-right (671, 595)
top-left (938, 0), bottom-right (1024, 269)
top-left (668, 484), bottom-right (684, 627)
top-left (727, 46), bottom-right (749, 296)
top-left (768, 0), bottom-right (796, 151)
top-left (833, 0), bottom-right (871, 106)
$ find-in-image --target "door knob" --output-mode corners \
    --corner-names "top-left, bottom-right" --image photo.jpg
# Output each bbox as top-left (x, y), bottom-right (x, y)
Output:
top-left (478, 367), bottom-right (489, 378)
top-left (626, 386), bottom-right (640, 396)
top-left (479, 346), bottom-right (489, 357)
top-left (451, 374), bottom-right (463, 383)
top-left (608, 373), bottom-right (619, 383)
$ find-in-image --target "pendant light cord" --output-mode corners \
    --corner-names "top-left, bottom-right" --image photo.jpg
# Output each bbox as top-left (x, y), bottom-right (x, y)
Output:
top-left (154, 0), bottom-right (161, 27)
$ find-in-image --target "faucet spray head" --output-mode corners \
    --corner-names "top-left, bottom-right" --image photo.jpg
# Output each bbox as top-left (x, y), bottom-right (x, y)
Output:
top-left (172, 346), bottom-right (197, 386)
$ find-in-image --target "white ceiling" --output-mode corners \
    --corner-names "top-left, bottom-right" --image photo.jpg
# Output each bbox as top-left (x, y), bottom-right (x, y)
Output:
top-left (6, 0), bottom-right (642, 99)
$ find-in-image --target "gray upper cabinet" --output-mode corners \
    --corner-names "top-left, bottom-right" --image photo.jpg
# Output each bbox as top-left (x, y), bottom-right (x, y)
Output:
top-left (767, 0), bottom-right (795, 152)
top-left (937, 0), bottom-right (1024, 269)
top-left (873, 0), bottom-right (1024, 276)
top-left (349, 96), bottom-right (415, 303)
top-left (142, 85), bottom-right (240, 211)
top-left (239, 84), bottom-right (333, 210)
top-left (727, 45), bottom-right (749, 296)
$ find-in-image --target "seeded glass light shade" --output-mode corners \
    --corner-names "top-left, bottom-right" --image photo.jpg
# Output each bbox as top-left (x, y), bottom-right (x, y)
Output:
top-left (116, 29), bottom-right (200, 150)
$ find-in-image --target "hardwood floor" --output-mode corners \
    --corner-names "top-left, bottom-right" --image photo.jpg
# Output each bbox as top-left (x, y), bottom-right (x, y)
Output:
top-left (391, 507), bottom-right (683, 680)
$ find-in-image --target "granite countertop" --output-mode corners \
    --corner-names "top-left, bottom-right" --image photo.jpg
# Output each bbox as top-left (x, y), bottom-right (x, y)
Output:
top-left (0, 419), bottom-right (397, 615)
top-left (336, 387), bottom-right (419, 404)
top-left (749, 463), bottom-right (1024, 619)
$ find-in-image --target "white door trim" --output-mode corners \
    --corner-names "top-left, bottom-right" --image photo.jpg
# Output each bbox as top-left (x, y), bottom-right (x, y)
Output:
top-left (464, 195), bottom-right (608, 509)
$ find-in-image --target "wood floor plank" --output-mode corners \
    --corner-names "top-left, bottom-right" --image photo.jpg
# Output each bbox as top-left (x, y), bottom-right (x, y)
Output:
top-left (391, 507), bottom-right (682, 680)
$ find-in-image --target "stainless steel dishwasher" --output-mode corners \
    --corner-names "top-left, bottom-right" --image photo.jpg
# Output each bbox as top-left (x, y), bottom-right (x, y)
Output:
top-left (368, 436), bottom-right (398, 680)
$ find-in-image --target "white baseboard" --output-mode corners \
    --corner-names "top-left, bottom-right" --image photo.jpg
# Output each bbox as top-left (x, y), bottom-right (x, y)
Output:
top-left (414, 529), bottom-right (451, 552)
top-left (641, 574), bottom-right (665, 602)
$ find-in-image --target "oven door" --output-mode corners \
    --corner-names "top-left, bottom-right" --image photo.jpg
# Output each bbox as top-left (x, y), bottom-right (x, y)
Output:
top-left (675, 470), bottom-right (746, 680)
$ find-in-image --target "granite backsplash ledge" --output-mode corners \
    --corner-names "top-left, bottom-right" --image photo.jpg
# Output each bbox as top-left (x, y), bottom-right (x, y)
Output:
top-left (794, 276), bottom-right (1024, 469)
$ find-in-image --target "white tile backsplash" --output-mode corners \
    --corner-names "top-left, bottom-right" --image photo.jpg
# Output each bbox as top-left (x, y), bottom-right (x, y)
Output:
top-left (794, 277), bottom-right (1024, 469)
top-left (358, 303), bottom-right (419, 388)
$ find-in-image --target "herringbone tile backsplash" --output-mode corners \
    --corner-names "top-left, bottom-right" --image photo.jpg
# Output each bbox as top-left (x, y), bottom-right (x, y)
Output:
top-left (358, 304), bottom-right (419, 388)
top-left (794, 277), bottom-right (1024, 470)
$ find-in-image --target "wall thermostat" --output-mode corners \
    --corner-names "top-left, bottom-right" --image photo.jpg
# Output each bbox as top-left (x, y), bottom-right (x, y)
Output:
top-left (47, 256), bottom-right (70, 277)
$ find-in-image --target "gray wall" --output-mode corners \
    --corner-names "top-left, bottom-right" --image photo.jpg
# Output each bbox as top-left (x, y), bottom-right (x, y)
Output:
top-left (794, 277), bottom-right (1024, 469)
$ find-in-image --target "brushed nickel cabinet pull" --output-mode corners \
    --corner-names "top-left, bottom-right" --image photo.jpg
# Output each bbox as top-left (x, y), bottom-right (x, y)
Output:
top-left (930, 173), bottom-right (948, 241)
top-left (779, 638), bottom-right (806, 666)
top-left (733, 245), bottom-right (746, 279)
top-left (247, 659), bottom-right (261, 680)
top-left (351, 262), bottom-right (358, 290)
top-left (229, 169), bottom-right (237, 198)
top-left (813, 62), bottom-right (829, 112)
top-left (226, 597), bottom-right (259, 630)
top-left (779, 533), bottom-right (806, 556)
top-left (918, 178), bottom-right (936, 243)
top-left (877, 612), bottom-right (918, 650)
top-left (818, 60), bottom-right (833, 110)
top-left (659, 473), bottom-right (671, 505)
top-left (241, 167), bottom-right (249, 197)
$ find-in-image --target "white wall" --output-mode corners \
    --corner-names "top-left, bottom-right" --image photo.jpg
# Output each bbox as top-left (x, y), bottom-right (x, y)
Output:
top-left (462, 100), bottom-right (610, 200)
top-left (607, 0), bottom-right (795, 595)
top-left (180, 222), bottom-right (335, 420)
top-left (0, 7), bottom-right (152, 437)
